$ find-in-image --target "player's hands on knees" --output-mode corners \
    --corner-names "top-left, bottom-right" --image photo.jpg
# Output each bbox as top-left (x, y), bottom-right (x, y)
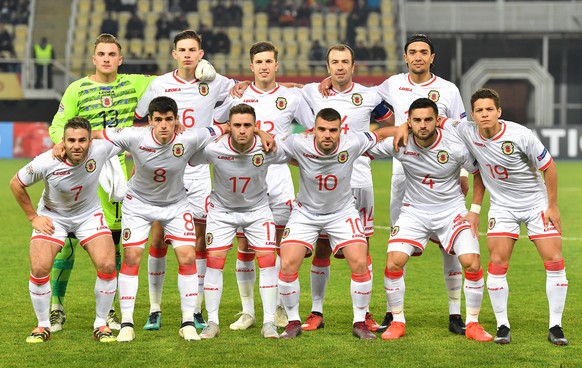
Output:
top-left (393, 124), bottom-right (410, 151)
top-left (464, 212), bottom-right (480, 238)
top-left (52, 142), bottom-right (66, 161)
top-left (544, 206), bottom-right (562, 234)
top-left (317, 77), bottom-right (332, 97)
top-left (230, 80), bottom-right (251, 98)
top-left (31, 216), bottom-right (55, 235)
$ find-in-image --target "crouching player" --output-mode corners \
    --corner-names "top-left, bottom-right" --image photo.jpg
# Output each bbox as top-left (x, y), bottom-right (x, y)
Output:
top-left (10, 117), bottom-right (120, 343)
top-left (366, 98), bottom-right (492, 341)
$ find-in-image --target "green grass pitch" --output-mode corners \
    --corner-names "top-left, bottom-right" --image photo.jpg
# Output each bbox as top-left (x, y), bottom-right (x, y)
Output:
top-left (0, 159), bottom-right (580, 367)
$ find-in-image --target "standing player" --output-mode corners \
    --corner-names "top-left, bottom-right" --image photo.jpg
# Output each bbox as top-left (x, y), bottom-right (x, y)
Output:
top-left (10, 117), bottom-right (120, 343)
top-left (366, 98), bottom-right (492, 342)
top-left (212, 41), bottom-right (314, 330)
top-left (438, 88), bottom-right (568, 345)
top-left (134, 30), bottom-right (235, 331)
top-left (375, 34), bottom-right (468, 334)
top-left (189, 103), bottom-right (288, 339)
top-left (46, 33), bottom-right (155, 332)
top-left (299, 44), bottom-right (392, 332)
top-left (97, 96), bottom-right (227, 342)
top-left (277, 108), bottom-right (396, 340)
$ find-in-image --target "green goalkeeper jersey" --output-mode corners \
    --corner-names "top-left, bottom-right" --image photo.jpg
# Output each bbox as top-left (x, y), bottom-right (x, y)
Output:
top-left (49, 73), bottom-right (155, 143)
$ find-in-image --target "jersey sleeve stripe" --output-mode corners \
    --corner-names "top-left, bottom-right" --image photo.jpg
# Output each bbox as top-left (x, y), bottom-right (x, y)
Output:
top-left (539, 157), bottom-right (553, 171)
top-left (16, 172), bottom-right (29, 187)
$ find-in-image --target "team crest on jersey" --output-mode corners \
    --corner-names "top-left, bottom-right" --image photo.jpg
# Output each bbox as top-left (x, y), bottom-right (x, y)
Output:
top-left (275, 97), bottom-right (287, 110)
top-left (122, 228), bottom-right (131, 241)
top-left (199, 83), bottom-right (209, 96)
top-left (85, 159), bottom-right (96, 172)
top-left (206, 233), bottom-right (213, 245)
top-left (337, 151), bottom-right (349, 163)
top-left (351, 93), bottom-right (363, 106)
top-left (173, 143), bottom-right (185, 157)
top-left (501, 141), bottom-right (514, 155)
top-left (282, 228), bottom-right (290, 239)
top-left (101, 95), bottom-right (113, 108)
top-left (428, 90), bottom-right (440, 102)
top-left (488, 218), bottom-right (496, 230)
top-left (252, 153), bottom-right (264, 167)
top-left (391, 226), bottom-right (399, 237)
top-left (437, 150), bottom-right (449, 164)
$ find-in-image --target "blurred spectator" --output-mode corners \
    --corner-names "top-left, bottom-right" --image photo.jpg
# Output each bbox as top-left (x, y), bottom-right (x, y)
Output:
top-left (119, 0), bottom-right (137, 12)
top-left (354, 40), bottom-right (369, 61)
top-left (0, 23), bottom-right (15, 53)
top-left (199, 24), bottom-right (215, 54)
top-left (267, 0), bottom-right (281, 27)
top-left (255, 0), bottom-right (270, 13)
top-left (34, 36), bottom-right (54, 89)
top-left (100, 12), bottom-right (119, 36)
top-left (120, 51), bottom-right (140, 73)
top-left (226, 0), bottom-right (243, 27)
top-left (142, 53), bottom-right (159, 75)
top-left (105, 0), bottom-right (121, 12)
top-left (308, 39), bottom-right (325, 70)
top-left (179, 0), bottom-right (197, 12)
top-left (370, 40), bottom-right (386, 63)
top-left (278, 0), bottom-right (296, 27)
top-left (155, 12), bottom-right (172, 40)
top-left (13, 0), bottom-right (30, 24)
top-left (296, 1), bottom-right (312, 27)
top-left (126, 11), bottom-right (144, 39)
top-left (345, 0), bottom-right (368, 46)
top-left (170, 13), bottom-right (189, 35)
top-left (0, 1), bottom-right (11, 23)
top-left (212, 1), bottom-right (227, 27)
top-left (213, 28), bottom-right (230, 54)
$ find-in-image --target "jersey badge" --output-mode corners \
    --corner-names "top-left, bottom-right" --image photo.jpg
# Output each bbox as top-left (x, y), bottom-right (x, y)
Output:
top-left (488, 218), bottom-right (496, 230)
top-left (390, 226), bottom-right (399, 237)
top-left (282, 228), bottom-right (290, 239)
top-left (437, 150), bottom-right (449, 164)
top-left (199, 83), bottom-right (209, 96)
top-left (428, 90), bottom-right (440, 102)
top-left (85, 159), bottom-right (96, 172)
top-left (338, 151), bottom-right (349, 163)
top-left (101, 95), bottom-right (113, 108)
top-left (351, 93), bottom-right (363, 106)
top-left (206, 233), bottom-right (213, 245)
top-left (173, 143), bottom-right (185, 157)
top-left (276, 97), bottom-right (287, 110)
top-left (122, 228), bottom-right (131, 241)
top-left (252, 153), bottom-right (264, 167)
top-left (501, 141), bottom-right (514, 155)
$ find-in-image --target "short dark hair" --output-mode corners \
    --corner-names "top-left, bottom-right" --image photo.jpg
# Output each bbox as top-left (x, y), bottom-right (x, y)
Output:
top-left (315, 108), bottom-right (342, 123)
top-left (409, 98), bottom-right (438, 118)
top-left (249, 41), bottom-right (278, 62)
top-left (471, 88), bottom-right (501, 110)
top-left (229, 103), bottom-right (256, 121)
top-left (326, 44), bottom-right (355, 65)
top-left (64, 117), bottom-right (92, 137)
top-left (148, 96), bottom-right (178, 117)
top-left (173, 30), bottom-right (202, 49)
top-left (94, 33), bottom-right (122, 53)
top-left (404, 34), bottom-right (435, 54)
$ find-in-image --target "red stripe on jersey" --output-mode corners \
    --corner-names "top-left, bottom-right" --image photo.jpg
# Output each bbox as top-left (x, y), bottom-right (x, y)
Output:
top-left (377, 110), bottom-right (393, 121)
top-left (31, 235), bottom-right (65, 246)
top-left (407, 73), bottom-right (437, 87)
top-left (135, 112), bottom-right (143, 119)
top-left (280, 239), bottom-right (314, 251)
top-left (487, 232), bottom-right (519, 239)
top-left (227, 135), bottom-right (257, 153)
top-left (80, 231), bottom-right (112, 246)
top-left (539, 157), bottom-right (553, 172)
top-left (331, 82), bottom-right (355, 94)
top-left (333, 239), bottom-right (367, 254)
top-left (150, 127), bottom-right (177, 146)
top-left (312, 136), bottom-right (340, 156)
top-left (445, 224), bottom-right (471, 253)
top-left (388, 237), bottom-right (425, 251)
top-left (15, 172), bottom-right (28, 187)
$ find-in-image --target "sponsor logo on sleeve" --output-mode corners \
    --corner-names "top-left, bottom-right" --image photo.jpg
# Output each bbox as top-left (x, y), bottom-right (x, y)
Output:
top-left (173, 143), bottom-right (184, 157)
top-left (537, 148), bottom-right (548, 161)
top-left (501, 141), bottom-right (515, 155)
top-left (364, 132), bottom-right (374, 141)
top-left (460, 112), bottom-right (467, 119)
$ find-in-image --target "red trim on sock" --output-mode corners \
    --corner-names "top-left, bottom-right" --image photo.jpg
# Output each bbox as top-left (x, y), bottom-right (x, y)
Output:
top-left (178, 264), bottom-right (197, 275)
top-left (195, 251), bottom-right (207, 259)
top-left (149, 246), bottom-right (168, 258)
top-left (207, 256), bottom-right (226, 270)
top-left (237, 250), bottom-right (255, 262)
top-left (544, 259), bottom-right (565, 271)
top-left (29, 274), bottom-right (49, 285)
top-left (384, 268), bottom-right (404, 279)
top-left (257, 253), bottom-right (276, 268)
top-left (312, 256), bottom-right (331, 267)
top-left (352, 270), bottom-right (371, 282)
top-left (98, 270), bottom-right (117, 281)
top-left (120, 263), bottom-right (139, 276)
top-left (279, 271), bottom-right (298, 283)
top-left (465, 268), bottom-right (483, 281)
top-left (487, 262), bottom-right (508, 276)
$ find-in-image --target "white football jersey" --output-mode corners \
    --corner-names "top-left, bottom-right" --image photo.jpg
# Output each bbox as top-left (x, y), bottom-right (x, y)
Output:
top-left (279, 131), bottom-right (378, 214)
top-left (366, 129), bottom-right (478, 210)
top-left (189, 135), bottom-right (289, 211)
top-left (301, 82), bottom-right (391, 188)
top-left (104, 125), bottom-right (223, 205)
top-left (377, 73), bottom-right (466, 175)
top-left (441, 118), bottom-right (553, 210)
top-left (16, 140), bottom-right (121, 217)
top-left (135, 70), bottom-right (235, 181)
